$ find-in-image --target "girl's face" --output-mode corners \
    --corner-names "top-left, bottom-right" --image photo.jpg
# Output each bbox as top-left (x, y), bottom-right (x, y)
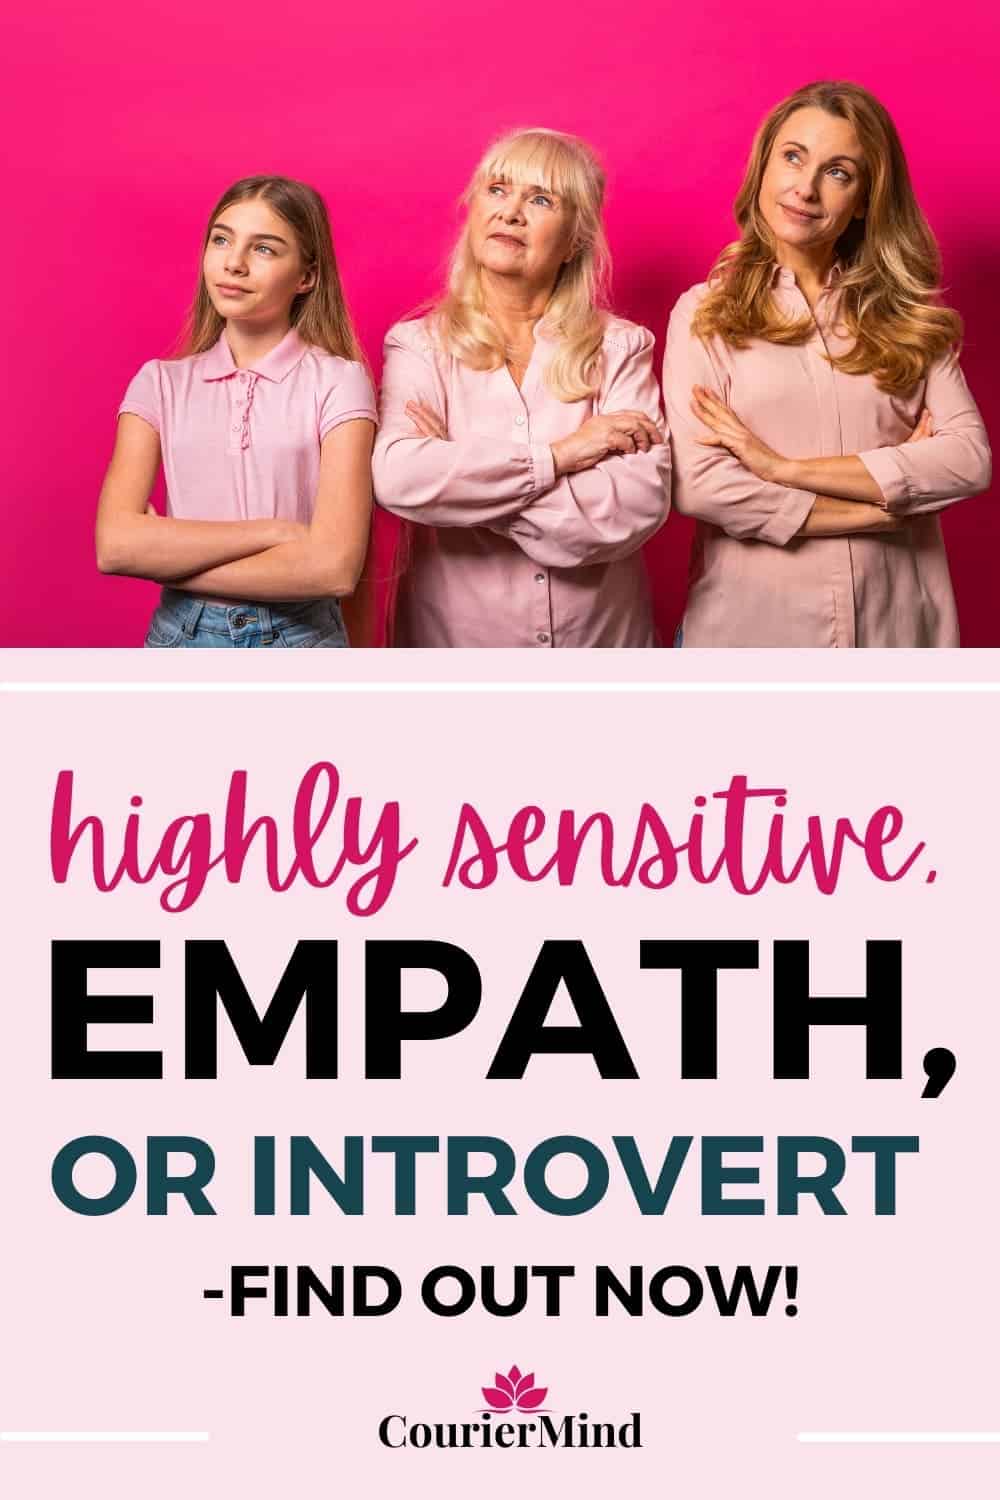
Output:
top-left (467, 177), bottom-right (575, 291)
top-left (758, 106), bottom-right (867, 259)
top-left (202, 197), bottom-right (314, 326)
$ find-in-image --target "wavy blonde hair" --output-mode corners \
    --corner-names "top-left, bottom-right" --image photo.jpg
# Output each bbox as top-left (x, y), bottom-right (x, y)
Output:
top-left (182, 175), bottom-right (364, 363)
top-left (692, 81), bottom-right (961, 392)
top-left (433, 128), bottom-right (611, 401)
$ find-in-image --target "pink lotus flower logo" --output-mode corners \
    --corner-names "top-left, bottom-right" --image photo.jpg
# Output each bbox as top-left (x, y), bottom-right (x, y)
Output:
top-left (482, 1365), bottom-right (549, 1413)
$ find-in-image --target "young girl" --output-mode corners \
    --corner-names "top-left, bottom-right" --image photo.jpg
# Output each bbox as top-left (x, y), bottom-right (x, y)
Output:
top-left (97, 175), bottom-right (376, 647)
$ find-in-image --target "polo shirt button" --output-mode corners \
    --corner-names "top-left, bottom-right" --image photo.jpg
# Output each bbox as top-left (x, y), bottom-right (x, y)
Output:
top-left (232, 425), bottom-right (239, 432)
top-left (537, 632), bottom-right (550, 644)
top-left (534, 572), bottom-right (545, 583)
top-left (239, 373), bottom-right (247, 382)
top-left (515, 414), bottom-right (526, 426)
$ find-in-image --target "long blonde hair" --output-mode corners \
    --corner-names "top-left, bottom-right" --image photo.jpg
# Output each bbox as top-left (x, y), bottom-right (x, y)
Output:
top-left (182, 175), bottom-right (364, 363)
top-left (433, 128), bottom-right (611, 401)
top-left (692, 82), bottom-right (961, 392)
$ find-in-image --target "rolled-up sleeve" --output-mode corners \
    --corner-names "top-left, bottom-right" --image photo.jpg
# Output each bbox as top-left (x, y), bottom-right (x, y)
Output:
top-left (663, 292), bottom-right (815, 546)
top-left (494, 326), bottom-right (670, 568)
top-left (372, 322), bottom-right (551, 527)
top-left (858, 353), bottom-right (992, 515)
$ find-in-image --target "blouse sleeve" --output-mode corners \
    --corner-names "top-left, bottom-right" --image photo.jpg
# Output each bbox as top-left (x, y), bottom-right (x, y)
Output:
top-left (117, 361), bottom-right (162, 433)
top-left (319, 360), bottom-right (378, 440)
top-left (491, 324), bottom-right (670, 568)
top-left (858, 354), bottom-right (992, 516)
top-left (371, 322), bottom-right (553, 526)
top-left (663, 292), bottom-right (816, 545)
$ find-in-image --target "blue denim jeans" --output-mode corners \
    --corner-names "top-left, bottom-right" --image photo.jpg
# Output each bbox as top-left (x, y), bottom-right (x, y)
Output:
top-left (144, 589), bottom-right (348, 648)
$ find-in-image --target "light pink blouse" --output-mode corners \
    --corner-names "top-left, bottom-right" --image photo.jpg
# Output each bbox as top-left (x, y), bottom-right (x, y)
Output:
top-left (118, 329), bottom-right (377, 522)
top-left (372, 315), bottom-right (670, 647)
top-left (664, 269), bottom-right (992, 646)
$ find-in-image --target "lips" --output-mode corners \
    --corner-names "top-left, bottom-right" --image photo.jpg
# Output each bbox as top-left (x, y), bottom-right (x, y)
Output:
top-left (489, 234), bottom-right (525, 247)
top-left (216, 284), bottom-right (251, 295)
top-left (780, 204), bottom-right (822, 223)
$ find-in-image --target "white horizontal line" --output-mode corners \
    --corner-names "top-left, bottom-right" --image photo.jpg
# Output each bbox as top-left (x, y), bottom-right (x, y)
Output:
top-left (798, 1432), bottom-right (1000, 1444)
top-left (0, 1431), bottom-right (209, 1443)
top-left (1, 681), bottom-right (998, 695)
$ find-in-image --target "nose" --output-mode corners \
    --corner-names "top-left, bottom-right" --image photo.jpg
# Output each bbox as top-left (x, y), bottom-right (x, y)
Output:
top-left (224, 243), bottom-right (248, 275)
top-left (798, 174), bottom-right (821, 203)
top-left (499, 192), bottom-right (528, 225)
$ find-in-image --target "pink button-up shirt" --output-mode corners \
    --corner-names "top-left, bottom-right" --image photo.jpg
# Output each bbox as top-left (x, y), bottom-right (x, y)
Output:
top-left (664, 270), bottom-right (992, 646)
top-left (118, 329), bottom-right (377, 521)
top-left (372, 315), bottom-right (670, 646)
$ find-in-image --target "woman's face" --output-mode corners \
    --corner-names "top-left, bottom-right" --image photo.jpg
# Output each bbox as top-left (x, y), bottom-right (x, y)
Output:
top-left (467, 176), bottom-right (575, 290)
top-left (202, 197), bottom-right (314, 325)
top-left (758, 106), bottom-right (866, 258)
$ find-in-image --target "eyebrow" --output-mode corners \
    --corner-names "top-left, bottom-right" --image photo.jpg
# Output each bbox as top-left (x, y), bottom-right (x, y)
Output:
top-left (211, 221), bottom-right (290, 244)
top-left (782, 140), bottom-right (862, 167)
top-left (490, 179), bottom-right (558, 197)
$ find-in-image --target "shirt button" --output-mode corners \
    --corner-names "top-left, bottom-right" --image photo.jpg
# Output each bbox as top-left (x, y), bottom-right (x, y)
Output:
top-left (537, 632), bottom-right (550, 644)
top-left (534, 572), bottom-right (545, 583)
top-left (239, 372), bottom-right (247, 382)
top-left (515, 414), bottom-right (526, 426)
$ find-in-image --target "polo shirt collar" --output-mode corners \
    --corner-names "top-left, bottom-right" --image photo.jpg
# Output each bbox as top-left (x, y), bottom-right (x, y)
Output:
top-left (200, 327), bottom-right (309, 383)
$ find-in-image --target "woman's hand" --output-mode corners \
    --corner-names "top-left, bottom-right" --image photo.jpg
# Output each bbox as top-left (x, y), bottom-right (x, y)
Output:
top-left (551, 411), bottom-right (663, 477)
top-left (905, 408), bottom-right (934, 443)
top-left (406, 401), bottom-right (448, 440)
top-left (693, 388), bottom-right (935, 493)
top-left (691, 386), bottom-right (788, 483)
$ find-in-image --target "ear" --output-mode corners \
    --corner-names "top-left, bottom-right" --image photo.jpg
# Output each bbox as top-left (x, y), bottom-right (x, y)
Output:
top-left (298, 265), bottom-right (317, 294)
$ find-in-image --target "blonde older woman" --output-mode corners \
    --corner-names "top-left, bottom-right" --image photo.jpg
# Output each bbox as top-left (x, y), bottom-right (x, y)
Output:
top-left (373, 128), bottom-right (670, 647)
top-left (664, 80), bottom-right (991, 647)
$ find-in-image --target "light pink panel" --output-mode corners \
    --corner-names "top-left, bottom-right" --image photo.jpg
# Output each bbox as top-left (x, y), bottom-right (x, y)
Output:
top-left (1, 0), bottom-right (995, 644)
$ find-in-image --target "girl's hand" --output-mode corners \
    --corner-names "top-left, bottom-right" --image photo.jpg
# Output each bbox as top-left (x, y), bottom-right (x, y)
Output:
top-left (406, 401), bottom-right (448, 440)
top-left (691, 386), bottom-right (787, 483)
top-left (551, 411), bottom-right (663, 476)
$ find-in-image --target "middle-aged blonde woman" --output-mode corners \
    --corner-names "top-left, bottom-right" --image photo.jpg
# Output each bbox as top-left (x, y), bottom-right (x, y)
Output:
top-left (664, 79), bottom-right (991, 647)
top-left (373, 128), bottom-right (670, 647)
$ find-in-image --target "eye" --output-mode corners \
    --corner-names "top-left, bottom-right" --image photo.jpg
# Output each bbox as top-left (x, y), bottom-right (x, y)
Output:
top-left (531, 193), bottom-right (554, 208)
top-left (209, 233), bottom-right (229, 246)
top-left (782, 149), bottom-right (802, 165)
top-left (254, 243), bottom-right (276, 255)
top-left (828, 167), bottom-right (852, 183)
top-left (488, 183), bottom-right (506, 196)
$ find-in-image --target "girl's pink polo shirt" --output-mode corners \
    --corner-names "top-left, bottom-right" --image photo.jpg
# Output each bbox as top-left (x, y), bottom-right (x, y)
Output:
top-left (118, 329), bottom-right (377, 522)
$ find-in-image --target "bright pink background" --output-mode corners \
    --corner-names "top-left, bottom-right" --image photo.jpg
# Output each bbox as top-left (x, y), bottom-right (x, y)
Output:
top-left (3, 0), bottom-right (996, 645)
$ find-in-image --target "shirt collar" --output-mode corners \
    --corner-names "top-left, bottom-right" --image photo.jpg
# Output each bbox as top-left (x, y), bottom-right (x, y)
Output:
top-left (199, 327), bottom-right (309, 383)
top-left (771, 260), bottom-right (844, 291)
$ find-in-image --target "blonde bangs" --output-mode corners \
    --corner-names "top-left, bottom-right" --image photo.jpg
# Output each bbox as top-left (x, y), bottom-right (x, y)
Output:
top-left (473, 130), bottom-right (603, 212)
top-left (434, 127), bottom-right (609, 402)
